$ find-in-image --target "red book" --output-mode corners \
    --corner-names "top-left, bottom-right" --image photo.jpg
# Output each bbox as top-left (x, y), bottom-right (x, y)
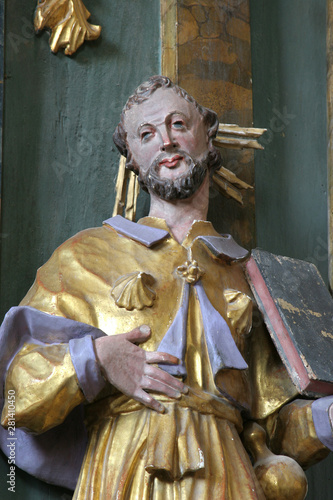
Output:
top-left (246, 249), bottom-right (333, 396)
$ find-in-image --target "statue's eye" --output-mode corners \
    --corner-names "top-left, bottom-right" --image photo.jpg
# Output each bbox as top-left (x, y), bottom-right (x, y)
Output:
top-left (172, 120), bottom-right (185, 130)
top-left (141, 130), bottom-right (153, 142)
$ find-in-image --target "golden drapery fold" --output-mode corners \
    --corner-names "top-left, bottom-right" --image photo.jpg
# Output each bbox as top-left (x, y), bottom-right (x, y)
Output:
top-left (75, 402), bottom-right (265, 500)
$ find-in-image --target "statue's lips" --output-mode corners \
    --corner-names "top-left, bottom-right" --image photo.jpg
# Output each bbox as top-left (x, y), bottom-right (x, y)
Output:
top-left (159, 155), bottom-right (183, 168)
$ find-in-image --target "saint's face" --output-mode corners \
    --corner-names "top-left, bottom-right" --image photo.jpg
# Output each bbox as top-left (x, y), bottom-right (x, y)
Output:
top-left (124, 87), bottom-right (209, 181)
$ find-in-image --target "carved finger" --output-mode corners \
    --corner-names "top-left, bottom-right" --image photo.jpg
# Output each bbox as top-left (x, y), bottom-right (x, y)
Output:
top-left (122, 325), bottom-right (151, 343)
top-left (146, 351), bottom-right (179, 365)
top-left (134, 389), bottom-right (165, 413)
top-left (142, 376), bottom-right (182, 399)
top-left (144, 364), bottom-right (187, 393)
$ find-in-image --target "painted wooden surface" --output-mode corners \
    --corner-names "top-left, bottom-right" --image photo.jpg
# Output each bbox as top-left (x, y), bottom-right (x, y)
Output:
top-left (0, 0), bottom-right (159, 319)
top-left (0, 0), bottom-right (3, 195)
top-left (250, 0), bottom-right (333, 497)
top-left (248, 249), bottom-right (333, 395)
top-left (250, 0), bottom-right (328, 282)
top-left (0, 0), bottom-right (159, 496)
top-left (161, 0), bottom-right (256, 249)
top-left (327, 0), bottom-right (333, 290)
top-left (178, 0), bottom-right (255, 249)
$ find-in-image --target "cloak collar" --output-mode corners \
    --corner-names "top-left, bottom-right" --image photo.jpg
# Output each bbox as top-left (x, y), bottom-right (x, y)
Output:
top-left (103, 215), bottom-right (248, 262)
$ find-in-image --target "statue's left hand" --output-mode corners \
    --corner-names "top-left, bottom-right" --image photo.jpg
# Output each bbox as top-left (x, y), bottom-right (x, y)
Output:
top-left (94, 325), bottom-right (188, 413)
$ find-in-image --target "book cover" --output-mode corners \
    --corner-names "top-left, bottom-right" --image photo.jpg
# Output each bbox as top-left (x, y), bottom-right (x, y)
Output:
top-left (246, 249), bottom-right (333, 396)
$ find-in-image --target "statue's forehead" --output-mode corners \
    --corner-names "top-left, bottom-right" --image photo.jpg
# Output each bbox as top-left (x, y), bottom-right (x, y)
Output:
top-left (123, 87), bottom-right (199, 134)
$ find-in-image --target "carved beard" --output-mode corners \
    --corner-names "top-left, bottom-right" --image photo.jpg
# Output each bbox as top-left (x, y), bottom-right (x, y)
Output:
top-left (137, 151), bottom-right (210, 201)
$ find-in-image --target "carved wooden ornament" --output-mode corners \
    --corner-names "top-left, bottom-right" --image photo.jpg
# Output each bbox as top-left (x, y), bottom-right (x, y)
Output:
top-left (34, 0), bottom-right (101, 55)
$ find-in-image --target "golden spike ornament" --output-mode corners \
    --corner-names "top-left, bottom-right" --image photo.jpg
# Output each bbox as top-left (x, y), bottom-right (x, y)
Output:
top-left (113, 156), bottom-right (140, 222)
top-left (214, 124), bottom-right (267, 150)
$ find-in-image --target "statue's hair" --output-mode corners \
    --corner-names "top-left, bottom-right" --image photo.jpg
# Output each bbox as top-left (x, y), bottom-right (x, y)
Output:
top-left (113, 76), bottom-right (221, 173)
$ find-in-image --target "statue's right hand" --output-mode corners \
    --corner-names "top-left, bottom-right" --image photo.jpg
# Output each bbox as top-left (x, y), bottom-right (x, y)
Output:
top-left (94, 325), bottom-right (188, 413)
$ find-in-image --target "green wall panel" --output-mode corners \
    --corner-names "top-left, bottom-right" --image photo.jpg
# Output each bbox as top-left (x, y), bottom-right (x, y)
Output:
top-left (0, 0), bottom-right (159, 318)
top-left (250, 1), bottom-right (333, 498)
top-left (0, 0), bottom-right (159, 496)
top-left (251, 0), bottom-right (328, 282)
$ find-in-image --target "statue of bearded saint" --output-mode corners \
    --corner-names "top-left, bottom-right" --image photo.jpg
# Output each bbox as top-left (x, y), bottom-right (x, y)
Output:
top-left (0, 76), bottom-right (331, 500)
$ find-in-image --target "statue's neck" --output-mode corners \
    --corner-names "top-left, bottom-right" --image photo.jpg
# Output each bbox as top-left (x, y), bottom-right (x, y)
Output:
top-left (148, 174), bottom-right (209, 243)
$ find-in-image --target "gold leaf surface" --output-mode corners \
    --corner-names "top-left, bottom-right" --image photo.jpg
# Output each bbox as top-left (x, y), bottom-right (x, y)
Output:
top-left (34, 0), bottom-right (101, 56)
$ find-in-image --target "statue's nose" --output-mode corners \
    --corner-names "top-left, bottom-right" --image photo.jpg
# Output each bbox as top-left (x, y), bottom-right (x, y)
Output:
top-left (159, 126), bottom-right (178, 151)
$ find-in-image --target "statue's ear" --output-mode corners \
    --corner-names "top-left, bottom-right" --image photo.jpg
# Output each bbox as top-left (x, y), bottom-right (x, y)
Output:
top-left (125, 150), bottom-right (139, 175)
top-left (113, 122), bottom-right (128, 158)
top-left (204, 109), bottom-right (220, 144)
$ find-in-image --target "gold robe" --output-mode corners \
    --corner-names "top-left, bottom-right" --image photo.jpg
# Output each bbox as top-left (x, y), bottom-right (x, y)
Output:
top-left (1, 218), bottom-right (327, 499)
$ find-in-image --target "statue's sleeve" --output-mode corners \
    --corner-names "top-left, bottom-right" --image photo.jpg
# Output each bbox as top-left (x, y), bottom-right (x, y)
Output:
top-left (1, 236), bottom-right (107, 434)
top-left (267, 399), bottom-right (331, 468)
top-left (1, 342), bottom-right (85, 434)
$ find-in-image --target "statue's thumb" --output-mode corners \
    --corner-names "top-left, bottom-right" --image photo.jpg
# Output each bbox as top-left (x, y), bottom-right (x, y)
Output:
top-left (125, 325), bottom-right (151, 343)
